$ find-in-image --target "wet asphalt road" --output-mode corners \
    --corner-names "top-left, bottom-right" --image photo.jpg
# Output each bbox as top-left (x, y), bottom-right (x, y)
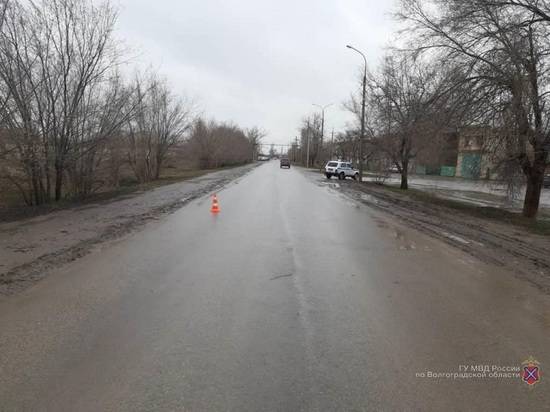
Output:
top-left (1, 161), bottom-right (549, 411)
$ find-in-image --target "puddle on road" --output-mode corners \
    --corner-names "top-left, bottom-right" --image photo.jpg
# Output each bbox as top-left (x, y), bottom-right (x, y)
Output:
top-left (441, 232), bottom-right (471, 245)
top-left (393, 228), bottom-right (417, 251)
top-left (360, 193), bottom-right (380, 204)
top-left (317, 180), bottom-right (341, 190)
top-left (371, 215), bottom-right (420, 252)
top-left (373, 217), bottom-right (389, 229)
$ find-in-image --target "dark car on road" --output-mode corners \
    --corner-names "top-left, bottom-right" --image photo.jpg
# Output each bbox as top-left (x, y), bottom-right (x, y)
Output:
top-left (280, 158), bottom-right (290, 169)
top-left (544, 174), bottom-right (550, 188)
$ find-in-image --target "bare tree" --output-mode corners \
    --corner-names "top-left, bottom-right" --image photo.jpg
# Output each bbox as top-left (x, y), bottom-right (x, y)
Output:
top-left (399, 0), bottom-right (550, 217)
top-left (0, 0), bottom-right (260, 208)
top-left (126, 73), bottom-right (194, 182)
top-left (0, 1), bottom-right (48, 205)
top-left (364, 53), bottom-right (462, 189)
top-left (487, 0), bottom-right (550, 23)
top-left (297, 114), bottom-right (323, 166)
top-left (187, 118), bottom-right (253, 169)
top-left (334, 129), bottom-right (360, 162)
top-left (35, 0), bottom-right (120, 201)
top-left (245, 126), bottom-right (266, 161)
top-left (0, 0), bottom-right (8, 29)
top-left (0, 0), bottom-right (121, 203)
top-left (66, 74), bottom-right (135, 198)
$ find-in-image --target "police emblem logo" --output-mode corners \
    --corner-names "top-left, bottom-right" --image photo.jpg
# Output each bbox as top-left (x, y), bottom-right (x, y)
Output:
top-left (522, 357), bottom-right (541, 386)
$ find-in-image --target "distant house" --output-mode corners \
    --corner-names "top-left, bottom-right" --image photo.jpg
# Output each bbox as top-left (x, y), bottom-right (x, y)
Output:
top-left (413, 130), bottom-right (458, 176)
top-left (455, 127), bottom-right (498, 180)
top-left (365, 131), bottom-right (459, 176)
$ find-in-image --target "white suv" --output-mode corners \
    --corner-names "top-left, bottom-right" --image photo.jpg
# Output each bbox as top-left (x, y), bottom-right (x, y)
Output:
top-left (325, 161), bottom-right (359, 180)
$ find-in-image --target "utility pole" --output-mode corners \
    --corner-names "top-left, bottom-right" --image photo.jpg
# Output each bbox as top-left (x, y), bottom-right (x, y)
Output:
top-left (306, 119), bottom-right (311, 168)
top-left (360, 68), bottom-right (366, 178)
top-left (330, 128), bottom-right (335, 160)
top-left (346, 44), bottom-right (367, 181)
top-left (313, 103), bottom-right (333, 165)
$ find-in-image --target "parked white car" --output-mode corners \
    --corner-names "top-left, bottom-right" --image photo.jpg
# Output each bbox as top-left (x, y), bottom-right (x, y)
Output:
top-left (325, 161), bottom-right (360, 180)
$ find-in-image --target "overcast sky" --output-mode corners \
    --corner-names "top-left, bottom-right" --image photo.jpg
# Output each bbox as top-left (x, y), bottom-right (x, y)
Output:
top-left (115, 0), bottom-right (398, 145)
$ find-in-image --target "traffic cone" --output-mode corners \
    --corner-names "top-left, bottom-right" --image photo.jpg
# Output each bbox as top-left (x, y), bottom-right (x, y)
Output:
top-left (210, 194), bottom-right (220, 213)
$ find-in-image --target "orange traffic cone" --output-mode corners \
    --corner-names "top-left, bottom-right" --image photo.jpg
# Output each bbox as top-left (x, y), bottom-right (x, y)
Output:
top-left (210, 194), bottom-right (220, 213)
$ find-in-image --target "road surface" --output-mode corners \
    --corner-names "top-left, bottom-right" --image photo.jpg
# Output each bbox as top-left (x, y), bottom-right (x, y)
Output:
top-left (1, 161), bottom-right (549, 411)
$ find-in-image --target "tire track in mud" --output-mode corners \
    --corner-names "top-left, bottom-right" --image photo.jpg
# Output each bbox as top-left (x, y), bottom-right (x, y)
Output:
top-left (369, 189), bottom-right (549, 266)
top-left (0, 165), bottom-right (258, 297)
top-left (334, 182), bottom-right (550, 294)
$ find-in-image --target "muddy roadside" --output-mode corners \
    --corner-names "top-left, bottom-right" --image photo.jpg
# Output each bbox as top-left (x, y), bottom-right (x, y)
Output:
top-left (0, 163), bottom-right (260, 297)
top-left (321, 176), bottom-right (550, 294)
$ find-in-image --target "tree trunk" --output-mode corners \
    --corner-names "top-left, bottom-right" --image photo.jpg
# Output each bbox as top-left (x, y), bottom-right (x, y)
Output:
top-left (154, 163), bottom-right (161, 180)
top-left (45, 168), bottom-right (51, 202)
top-left (44, 141), bottom-right (51, 202)
top-left (31, 173), bottom-right (41, 205)
top-left (154, 151), bottom-right (163, 180)
top-left (523, 170), bottom-right (543, 218)
top-left (55, 163), bottom-right (63, 201)
top-left (400, 159), bottom-right (409, 190)
top-left (30, 158), bottom-right (45, 205)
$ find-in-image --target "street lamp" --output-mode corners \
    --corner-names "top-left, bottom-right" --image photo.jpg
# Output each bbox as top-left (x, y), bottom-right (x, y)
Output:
top-left (306, 118), bottom-right (311, 168)
top-left (346, 44), bottom-right (367, 181)
top-left (312, 103), bottom-right (333, 160)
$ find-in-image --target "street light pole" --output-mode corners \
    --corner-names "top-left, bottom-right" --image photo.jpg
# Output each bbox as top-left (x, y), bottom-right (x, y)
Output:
top-left (306, 119), bottom-right (311, 168)
top-left (312, 103), bottom-right (333, 164)
top-left (346, 44), bottom-right (367, 181)
top-left (330, 128), bottom-right (334, 160)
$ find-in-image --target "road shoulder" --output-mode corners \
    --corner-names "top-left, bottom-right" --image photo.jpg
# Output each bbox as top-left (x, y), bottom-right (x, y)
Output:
top-left (304, 169), bottom-right (550, 294)
top-left (0, 163), bottom-right (260, 297)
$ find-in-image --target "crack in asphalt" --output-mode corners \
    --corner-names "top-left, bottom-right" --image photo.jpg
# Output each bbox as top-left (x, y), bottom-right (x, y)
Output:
top-left (269, 273), bottom-right (294, 281)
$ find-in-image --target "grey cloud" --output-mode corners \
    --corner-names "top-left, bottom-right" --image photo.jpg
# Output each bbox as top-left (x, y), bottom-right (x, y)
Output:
top-left (116, 0), bottom-right (397, 143)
